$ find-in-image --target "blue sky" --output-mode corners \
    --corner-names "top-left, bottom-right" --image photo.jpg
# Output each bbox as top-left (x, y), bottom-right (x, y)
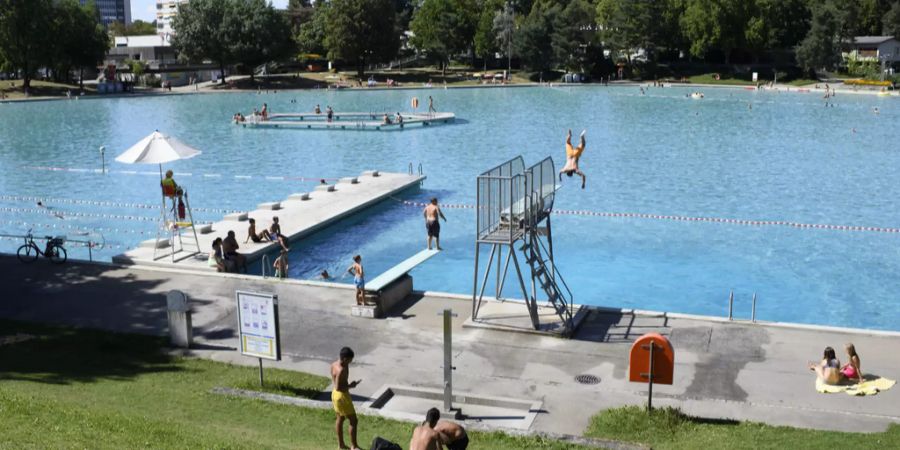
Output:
top-left (131, 0), bottom-right (289, 22)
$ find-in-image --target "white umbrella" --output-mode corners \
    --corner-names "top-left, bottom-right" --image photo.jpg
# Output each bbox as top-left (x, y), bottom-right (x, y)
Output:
top-left (115, 130), bottom-right (202, 165)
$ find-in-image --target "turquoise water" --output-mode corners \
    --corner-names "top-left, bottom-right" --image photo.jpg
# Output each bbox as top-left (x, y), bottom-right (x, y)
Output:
top-left (1, 86), bottom-right (898, 330)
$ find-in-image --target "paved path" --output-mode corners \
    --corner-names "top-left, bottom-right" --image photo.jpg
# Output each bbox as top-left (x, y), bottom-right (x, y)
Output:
top-left (1, 256), bottom-right (897, 436)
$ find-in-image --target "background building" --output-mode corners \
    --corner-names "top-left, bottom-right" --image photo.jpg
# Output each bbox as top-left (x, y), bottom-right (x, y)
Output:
top-left (81, 0), bottom-right (131, 26)
top-left (156, 0), bottom-right (190, 36)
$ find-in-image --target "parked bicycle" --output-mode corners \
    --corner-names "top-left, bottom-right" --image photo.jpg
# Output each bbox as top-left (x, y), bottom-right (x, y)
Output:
top-left (17, 229), bottom-right (67, 264)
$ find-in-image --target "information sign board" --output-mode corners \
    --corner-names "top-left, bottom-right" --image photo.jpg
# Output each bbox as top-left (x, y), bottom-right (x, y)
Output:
top-left (235, 290), bottom-right (280, 360)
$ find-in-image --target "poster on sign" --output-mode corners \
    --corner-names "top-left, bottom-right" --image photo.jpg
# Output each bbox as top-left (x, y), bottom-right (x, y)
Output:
top-left (236, 290), bottom-right (281, 360)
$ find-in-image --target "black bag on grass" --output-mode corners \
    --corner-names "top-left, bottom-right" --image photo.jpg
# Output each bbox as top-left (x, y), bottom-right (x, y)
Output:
top-left (370, 436), bottom-right (402, 450)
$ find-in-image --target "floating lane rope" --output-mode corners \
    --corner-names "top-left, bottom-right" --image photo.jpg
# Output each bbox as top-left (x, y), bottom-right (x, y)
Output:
top-left (0, 195), bottom-right (239, 214)
top-left (0, 207), bottom-right (159, 222)
top-left (21, 166), bottom-right (341, 183)
top-left (389, 197), bottom-right (900, 234)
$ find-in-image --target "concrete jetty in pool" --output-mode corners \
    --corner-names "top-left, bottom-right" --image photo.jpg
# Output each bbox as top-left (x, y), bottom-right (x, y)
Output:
top-left (112, 171), bottom-right (424, 271)
top-left (238, 111), bottom-right (455, 131)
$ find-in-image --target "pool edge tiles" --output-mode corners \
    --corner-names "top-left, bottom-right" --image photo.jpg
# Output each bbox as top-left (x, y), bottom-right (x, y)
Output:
top-left (111, 171), bottom-right (424, 271)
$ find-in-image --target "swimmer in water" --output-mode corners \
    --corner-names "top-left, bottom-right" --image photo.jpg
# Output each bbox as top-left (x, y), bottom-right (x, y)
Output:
top-left (559, 129), bottom-right (587, 189)
top-left (37, 201), bottom-right (65, 219)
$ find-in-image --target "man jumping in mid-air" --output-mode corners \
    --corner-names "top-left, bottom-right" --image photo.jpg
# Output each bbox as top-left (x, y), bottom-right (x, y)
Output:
top-left (559, 129), bottom-right (587, 189)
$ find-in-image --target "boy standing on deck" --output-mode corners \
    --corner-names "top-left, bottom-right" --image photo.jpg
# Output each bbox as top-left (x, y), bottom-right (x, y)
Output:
top-left (347, 255), bottom-right (365, 305)
top-left (423, 198), bottom-right (447, 251)
top-left (331, 347), bottom-right (362, 450)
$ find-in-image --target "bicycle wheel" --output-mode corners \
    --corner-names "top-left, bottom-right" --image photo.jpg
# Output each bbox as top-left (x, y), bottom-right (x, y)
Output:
top-left (17, 244), bottom-right (38, 263)
top-left (48, 245), bottom-right (67, 264)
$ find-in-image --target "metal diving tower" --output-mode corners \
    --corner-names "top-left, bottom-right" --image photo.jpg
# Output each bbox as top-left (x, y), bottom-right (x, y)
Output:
top-left (471, 156), bottom-right (576, 336)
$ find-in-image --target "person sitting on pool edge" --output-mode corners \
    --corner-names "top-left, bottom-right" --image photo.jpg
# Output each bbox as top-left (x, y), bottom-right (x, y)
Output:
top-left (809, 346), bottom-right (842, 385)
top-left (245, 218), bottom-right (273, 243)
top-left (222, 230), bottom-right (247, 273)
top-left (268, 216), bottom-right (290, 251)
top-left (559, 129), bottom-right (587, 189)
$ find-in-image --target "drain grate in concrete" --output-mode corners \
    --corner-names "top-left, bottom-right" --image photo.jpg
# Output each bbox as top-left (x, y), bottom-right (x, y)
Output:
top-left (575, 374), bottom-right (600, 385)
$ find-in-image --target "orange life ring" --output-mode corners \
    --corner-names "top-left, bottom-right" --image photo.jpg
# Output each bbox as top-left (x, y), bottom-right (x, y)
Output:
top-left (714, 73), bottom-right (720, 81)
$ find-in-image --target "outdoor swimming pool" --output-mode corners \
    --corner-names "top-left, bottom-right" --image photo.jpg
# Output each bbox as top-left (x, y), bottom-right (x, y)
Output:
top-left (1, 85), bottom-right (898, 330)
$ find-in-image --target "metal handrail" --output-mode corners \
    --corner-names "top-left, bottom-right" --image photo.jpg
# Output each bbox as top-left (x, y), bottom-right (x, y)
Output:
top-left (261, 254), bottom-right (270, 278)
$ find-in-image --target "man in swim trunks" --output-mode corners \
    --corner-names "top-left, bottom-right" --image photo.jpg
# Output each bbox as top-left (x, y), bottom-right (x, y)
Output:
top-left (347, 255), bottom-right (365, 305)
top-left (409, 408), bottom-right (442, 450)
top-left (435, 417), bottom-right (469, 450)
top-left (559, 129), bottom-right (587, 189)
top-left (245, 218), bottom-right (273, 244)
top-left (331, 347), bottom-right (362, 450)
top-left (423, 198), bottom-right (447, 250)
top-left (267, 216), bottom-right (290, 251)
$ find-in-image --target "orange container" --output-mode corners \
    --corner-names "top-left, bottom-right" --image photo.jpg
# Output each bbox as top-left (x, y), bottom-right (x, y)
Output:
top-left (628, 333), bottom-right (674, 385)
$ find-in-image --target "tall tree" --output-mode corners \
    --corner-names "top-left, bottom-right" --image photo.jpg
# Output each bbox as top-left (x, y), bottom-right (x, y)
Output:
top-left (172, 0), bottom-right (232, 83)
top-left (680, 0), bottom-right (750, 62)
top-left (885, 1), bottom-right (900, 37)
top-left (596, 0), bottom-right (667, 64)
top-left (286, 0), bottom-right (314, 36)
top-left (514, 1), bottom-right (559, 74)
top-left (796, 2), bottom-right (841, 72)
top-left (296, 2), bottom-right (328, 55)
top-left (0, 0), bottom-right (55, 93)
top-left (229, 0), bottom-right (294, 81)
top-left (553, 0), bottom-right (600, 73)
top-left (324, 0), bottom-right (400, 78)
top-left (51, 0), bottom-right (108, 88)
top-left (474, 0), bottom-right (504, 68)
top-left (409, 0), bottom-right (478, 75)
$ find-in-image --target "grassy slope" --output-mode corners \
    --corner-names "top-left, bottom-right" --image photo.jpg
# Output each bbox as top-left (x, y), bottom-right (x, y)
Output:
top-left (0, 80), bottom-right (95, 100)
top-left (0, 321), bottom-right (590, 449)
top-left (586, 406), bottom-right (900, 450)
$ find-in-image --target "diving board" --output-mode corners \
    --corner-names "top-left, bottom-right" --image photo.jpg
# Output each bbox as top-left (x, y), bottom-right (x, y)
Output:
top-left (352, 249), bottom-right (441, 319)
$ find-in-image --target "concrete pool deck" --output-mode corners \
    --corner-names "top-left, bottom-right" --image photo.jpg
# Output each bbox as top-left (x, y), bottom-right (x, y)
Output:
top-left (111, 171), bottom-right (424, 271)
top-left (1, 256), bottom-right (897, 438)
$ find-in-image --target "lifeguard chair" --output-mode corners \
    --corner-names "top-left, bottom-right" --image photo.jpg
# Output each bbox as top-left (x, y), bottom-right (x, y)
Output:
top-left (154, 175), bottom-right (201, 262)
top-left (472, 156), bottom-right (576, 335)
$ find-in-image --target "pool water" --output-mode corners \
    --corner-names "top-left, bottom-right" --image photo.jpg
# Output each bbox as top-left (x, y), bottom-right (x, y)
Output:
top-left (1, 86), bottom-right (898, 330)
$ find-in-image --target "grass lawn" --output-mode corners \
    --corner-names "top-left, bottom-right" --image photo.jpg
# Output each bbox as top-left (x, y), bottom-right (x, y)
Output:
top-left (685, 73), bottom-right (818, 87)
top-left (0, 80), bottom-right (95, 99)
top-left (0, 320), bottom-right (594, 449)
top-left (586, 405), bottom-right (900, 450)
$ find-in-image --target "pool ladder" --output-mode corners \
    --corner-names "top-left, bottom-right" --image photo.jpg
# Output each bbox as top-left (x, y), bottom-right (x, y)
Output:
top-left (727, 290), bottom-right (758, 322)
top-left (408, 162), bottom-right (423, 175)
top-left (261, 254), bottom-right (270, 278)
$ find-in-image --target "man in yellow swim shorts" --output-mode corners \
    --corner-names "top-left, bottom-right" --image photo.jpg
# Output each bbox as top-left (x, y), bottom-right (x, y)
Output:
top-left (559, 129), bottom-right (587, 189)
top-left (331, 347), bottom-right (362, 450)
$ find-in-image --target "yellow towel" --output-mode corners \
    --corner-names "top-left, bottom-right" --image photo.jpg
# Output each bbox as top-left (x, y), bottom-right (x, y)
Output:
top-left (815, 377), bottom-right (895, 396)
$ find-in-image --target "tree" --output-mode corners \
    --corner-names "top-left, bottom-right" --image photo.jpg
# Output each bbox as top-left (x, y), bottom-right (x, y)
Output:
top-left (474, 0), bottom-right (504, 68)
top-left (296, 2), bottom-right (328, 55)
top-left (228, 0), bottom-right (294, 81)
top-left (514, 1), bottom-right (559, 74)
top-left (0, 0), bottom-right (55, 93)
top-left (286, 0), bottom-right (314, 35)
top-left (553, 0), bottom-right (600, 73)
top-left (493, 3), bottom-right (516, 69)
top-left (796, 2), bottom-right (841, 72)
top-left (884, 1), bottom-right (900, 37)
top-left (596, 0), bottom-right (667, 64)
top-left (324, 0), bottom-right (399, 78)
top-left (51, 0), bottom-right (108, 88)
top-left (680, 0), bottom-right (750, 62)
top-left (409, 0), bottom-right (479, 75)
top-left (172, 0), bottom-right (232, 83)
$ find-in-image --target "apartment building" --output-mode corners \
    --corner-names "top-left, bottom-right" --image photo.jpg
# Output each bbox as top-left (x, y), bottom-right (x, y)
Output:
top-left (156, 0), bottom-right (190, 36)
top-left (80, 0), bottom-right (131, 26)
